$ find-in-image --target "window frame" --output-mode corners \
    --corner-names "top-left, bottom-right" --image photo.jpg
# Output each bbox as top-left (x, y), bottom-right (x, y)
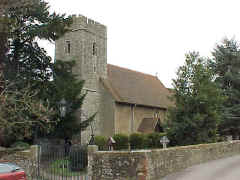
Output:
top-left (65, 40), bottom-right (71, 54)
top-left (92, 42), bottom-right (97, 56)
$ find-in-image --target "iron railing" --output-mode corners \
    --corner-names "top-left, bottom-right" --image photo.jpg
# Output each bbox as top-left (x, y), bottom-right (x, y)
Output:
top-left (26, 144), bottom-right (89, 180)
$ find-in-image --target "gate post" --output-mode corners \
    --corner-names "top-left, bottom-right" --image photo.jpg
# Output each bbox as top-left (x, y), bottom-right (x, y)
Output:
top-left (30, 145), bottom-right (39, 161)
top-left (88, 145), bottom-right (98, 178)
top-left (29, 145), bottom-right (40, 178)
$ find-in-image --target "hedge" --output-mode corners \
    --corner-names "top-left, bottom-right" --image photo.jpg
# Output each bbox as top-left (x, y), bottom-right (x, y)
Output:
top-left (113, 134), bottom-right (129, 150)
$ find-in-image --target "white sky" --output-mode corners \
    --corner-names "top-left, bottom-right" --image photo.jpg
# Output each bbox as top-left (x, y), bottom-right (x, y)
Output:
top-left (40, 0), bottom-right (240, 88)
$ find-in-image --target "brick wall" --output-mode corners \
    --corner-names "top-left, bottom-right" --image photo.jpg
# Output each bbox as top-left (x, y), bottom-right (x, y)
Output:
top-left (90, 141), bottom-right (240, 180)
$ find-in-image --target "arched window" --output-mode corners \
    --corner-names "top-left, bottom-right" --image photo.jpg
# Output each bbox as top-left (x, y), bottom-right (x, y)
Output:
top-left (65, 40), bottom-right (71, 54)
top-left (93, 63), bottom-right (97, 73)
top-left (92, 42), bottom-right (97, 56)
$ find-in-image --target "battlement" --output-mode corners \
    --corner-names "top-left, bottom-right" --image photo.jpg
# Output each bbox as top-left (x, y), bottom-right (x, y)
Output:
top-left (71, 14), bottom-right (107, 38)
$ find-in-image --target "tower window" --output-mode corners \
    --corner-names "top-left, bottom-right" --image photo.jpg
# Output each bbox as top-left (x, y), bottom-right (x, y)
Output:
top-left (93, 64), bottom-right (97, 73)
top-left (93, 59), bottom-right (97, 73)
top-left (92, 42), bottom-right (97, 56)
top-left (65, 41), bottom-right (71, 54)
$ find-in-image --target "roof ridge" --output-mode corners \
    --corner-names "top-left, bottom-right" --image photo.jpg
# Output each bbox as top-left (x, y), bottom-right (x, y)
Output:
top-left (107, 64), bottom-right (159, 80)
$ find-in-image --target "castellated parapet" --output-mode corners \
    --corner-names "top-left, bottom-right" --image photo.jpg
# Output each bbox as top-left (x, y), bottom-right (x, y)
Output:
top-left (71, 15), bottom-right (107, 39)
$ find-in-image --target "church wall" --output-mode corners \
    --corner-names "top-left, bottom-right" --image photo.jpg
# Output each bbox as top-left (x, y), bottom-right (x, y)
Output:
top-left (98, 83), bottom-right (115, 138)
top-left (54, 14), bottom-right (169, 143)
top-left (80, 91), bottom-right (101, 144)
top-left (114, 103), bottom-right (132, 135)
top-left (55, 15), bottom-right (107, 81)
top-left (55, 31), bottom-right (82, 63)
top-left (115, 103), bottom-right (166, 135)
top-left (55, 15), bottom-right (107, 144)
top-left (133, 106), bottom-right (166, 132)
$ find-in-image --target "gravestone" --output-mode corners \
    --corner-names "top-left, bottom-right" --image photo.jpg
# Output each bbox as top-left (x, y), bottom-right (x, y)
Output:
top-left (160, 136), bottom-right (170, 149)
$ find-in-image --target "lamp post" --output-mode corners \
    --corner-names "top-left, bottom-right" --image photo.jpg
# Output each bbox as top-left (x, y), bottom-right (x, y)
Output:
top-left (59, 98), bottom-right (67, 118)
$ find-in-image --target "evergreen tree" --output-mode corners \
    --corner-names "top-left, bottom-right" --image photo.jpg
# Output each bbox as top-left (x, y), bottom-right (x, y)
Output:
top-left (0, 0), bottom-right (22, 69)
top-left (40, 60), bottom-right (95, 140)
top-left (211, 38), bottom-right (240, 136)
top-left (2, 0), bottom-right (72, 85)
top-left (166, 52), bottom-right (225, 146)
top-left (0, 0), bottom-right (94, 143)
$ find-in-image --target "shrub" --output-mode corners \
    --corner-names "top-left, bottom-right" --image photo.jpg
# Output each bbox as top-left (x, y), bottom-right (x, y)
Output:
top-left (94, 136), bottom-right (107, 146)
top-left (113, 134), bottom-right (129, 150)
top-left (94, 136), bottom-right (108, 150)
top-left (10, 141), bottom-right (30, 150)
top-left (69, 145), bottom-right (88, 171)
top-left (145, 132), bottom-right (167, 149)
top-left (1, 131), bottom-right (16, 148)
top-left (216, 134), bottom-right (225, 142)
top-left (129, 133), bottom-right (145, 150)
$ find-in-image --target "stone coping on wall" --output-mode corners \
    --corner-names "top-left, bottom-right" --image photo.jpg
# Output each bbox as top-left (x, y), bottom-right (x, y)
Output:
top-left (0, 145), bottom-right (37, 161)
top-left (90, 141), bottom-right (240, 180)
top-left (95, 149), bottom-right (152, 153)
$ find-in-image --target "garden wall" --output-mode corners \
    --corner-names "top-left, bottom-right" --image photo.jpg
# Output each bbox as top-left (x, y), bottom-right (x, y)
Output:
top-left (90, 140), bottom-right (240, 180)
top-left (0, 146), bottom-right (38, 178)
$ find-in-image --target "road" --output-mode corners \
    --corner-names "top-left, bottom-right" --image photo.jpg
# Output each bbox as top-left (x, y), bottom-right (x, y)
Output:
top-left (162, 155), bottom-right (240, 180)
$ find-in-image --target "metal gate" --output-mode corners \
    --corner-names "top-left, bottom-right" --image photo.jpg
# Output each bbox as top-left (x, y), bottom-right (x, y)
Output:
top-left (28, 144), bottom-right (89, 180)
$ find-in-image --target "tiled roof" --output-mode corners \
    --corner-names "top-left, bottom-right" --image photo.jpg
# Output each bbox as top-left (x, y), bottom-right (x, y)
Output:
top-left (101, 64), bottom-right (173, 109)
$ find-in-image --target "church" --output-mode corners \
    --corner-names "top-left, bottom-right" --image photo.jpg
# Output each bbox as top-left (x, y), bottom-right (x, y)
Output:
top-left (55, 15), bottom-right (173, 143)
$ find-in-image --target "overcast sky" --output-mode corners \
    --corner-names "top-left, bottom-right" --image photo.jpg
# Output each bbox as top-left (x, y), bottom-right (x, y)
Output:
top-left (41, 0), bottom-right (240, 88)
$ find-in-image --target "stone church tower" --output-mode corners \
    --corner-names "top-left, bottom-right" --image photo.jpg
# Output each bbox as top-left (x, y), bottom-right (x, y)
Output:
top-left (55, 15), bottom-right (173, 143)
top-left (55, 15), bottom-right (108, 143)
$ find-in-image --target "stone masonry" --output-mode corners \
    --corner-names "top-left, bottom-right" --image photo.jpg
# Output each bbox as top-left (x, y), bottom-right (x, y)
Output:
top-left (55, 14), bottom-right (173, 142)
top-left (55, 15), bottom-right (107, 143)
top-left (90, 140), bottom-right (240, 180)
top-left (0, 146), bottom-right (38, 179)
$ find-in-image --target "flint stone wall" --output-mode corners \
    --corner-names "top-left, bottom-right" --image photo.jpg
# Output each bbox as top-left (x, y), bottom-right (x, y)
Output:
top-left (91, 141), bottom-right (240, 180)
top-left (0, 146), bottom-right (38, 178)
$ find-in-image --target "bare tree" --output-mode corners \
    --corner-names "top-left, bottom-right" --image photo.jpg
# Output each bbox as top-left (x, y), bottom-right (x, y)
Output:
top-left (0, 74), bottom-right (56, 141)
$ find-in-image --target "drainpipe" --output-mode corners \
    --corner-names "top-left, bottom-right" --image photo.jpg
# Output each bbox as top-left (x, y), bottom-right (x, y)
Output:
top-left (131, 104), bottom-right (136, 133)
